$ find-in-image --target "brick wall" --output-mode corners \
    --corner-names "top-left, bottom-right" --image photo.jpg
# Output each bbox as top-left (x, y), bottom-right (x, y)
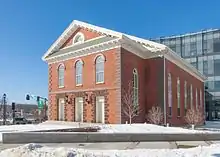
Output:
top-left (120, 48), bottom-right (146, 123)
top-left (165, 59), bottom-right (205, 126)
top-left (48, 46), bottom-right (121, 123)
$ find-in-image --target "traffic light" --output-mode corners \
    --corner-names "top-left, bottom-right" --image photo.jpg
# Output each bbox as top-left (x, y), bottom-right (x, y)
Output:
top-left (12, 102), bottom-right (15, 110)
top-left (37, 96), bottom-right (40, 101)
top-left (26, 94), bottom-right (30, 100)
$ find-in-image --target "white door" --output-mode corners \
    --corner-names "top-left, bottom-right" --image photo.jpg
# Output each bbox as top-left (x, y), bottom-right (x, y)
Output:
top-left (75, 97), bottom-right (83, 122)
top-left (96, 96), bottom-right (105, 123)
top-left (58, 98), bottom-right (65, 121)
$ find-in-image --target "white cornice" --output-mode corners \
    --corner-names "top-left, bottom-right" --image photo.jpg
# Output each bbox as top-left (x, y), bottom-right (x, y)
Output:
top-left (59, 35), bottom-right (106, 51)
top-left (42, 20), bottom-right (165, 61)
top-left (46, 39), bottom-right (121, 64)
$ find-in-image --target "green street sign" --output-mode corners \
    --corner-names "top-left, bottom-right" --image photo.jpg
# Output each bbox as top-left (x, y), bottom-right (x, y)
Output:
top-left (38, 100), bottom-right (44, 109)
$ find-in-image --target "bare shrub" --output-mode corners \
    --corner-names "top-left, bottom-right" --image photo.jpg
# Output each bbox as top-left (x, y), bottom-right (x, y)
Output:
top-left (147, 106), bottom-right (163, 125)
top-left (185, 106), bottom-right (204, 128)
top-left (122, 81), bottom-right (139, 124)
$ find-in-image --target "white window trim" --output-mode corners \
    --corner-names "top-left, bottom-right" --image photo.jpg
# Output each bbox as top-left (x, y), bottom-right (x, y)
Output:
top-left (168, 73), bottom-right (172, 116)
top-left (177, 77), bottom-right (180, 117)
top-left (95, 55), bottom-right (105, 84)
top-left (75, 60), bottom-right (83, 86)
top-left (177, 78), bottom-right (180, 108)
top-left (196, 88), bottom-right (198, 109)
top-left (75, 97), bottom-right (84, 122)
top-left (190, 84), bottom-right (193, 108)
top-left (72, 32), bottom-right (85, 45)
top-left (58, 64), bottom-right (65, 88)
top-left (133, 69), bottom-right (138, 110)
top-left (96, 96), bottom-right (105, 123)
top-left (58, 98), bottom-right (65, 121)
top-left (184, 81), bottom-right (187, 109)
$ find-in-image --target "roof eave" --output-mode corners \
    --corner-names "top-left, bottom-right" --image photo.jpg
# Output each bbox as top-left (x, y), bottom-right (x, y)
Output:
top-left (165, 47), bottom-right (207, 82)
top-left (42, 20), bottom-right (77, 60)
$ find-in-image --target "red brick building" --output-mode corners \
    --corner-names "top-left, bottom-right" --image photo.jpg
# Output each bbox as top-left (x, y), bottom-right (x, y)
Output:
top-left (42, 20), bottom-right (206, 125)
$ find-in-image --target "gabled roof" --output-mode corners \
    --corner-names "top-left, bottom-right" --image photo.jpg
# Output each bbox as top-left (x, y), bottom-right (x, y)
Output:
top-left (42, 20), bottom-right (166, 60)
top-left (42, 20), bottom-right (206, 82)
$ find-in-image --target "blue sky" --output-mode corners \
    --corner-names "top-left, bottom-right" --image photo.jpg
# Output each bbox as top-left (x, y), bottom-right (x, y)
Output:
top-left (0, 0), bottom-right (220, 104)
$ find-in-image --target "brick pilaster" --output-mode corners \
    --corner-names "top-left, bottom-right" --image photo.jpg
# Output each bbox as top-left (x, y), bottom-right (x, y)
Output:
top-left (115, 47), bottom-right (122, 123)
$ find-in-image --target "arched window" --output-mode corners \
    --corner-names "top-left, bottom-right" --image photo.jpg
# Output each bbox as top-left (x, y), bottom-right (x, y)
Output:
top-left (133, 69), bottom-right (138, 111)
top-left (75, 60), bottom-right (83, 85)
top-left (196, 88), bottom-right (198, 109)
top-left (95, 55), bottom-right (105, 83)
top-left (190, 84), bottom-right (193, 108)
top-left (168, 73), bottom-right (172, 116)
top-left (177, 77), bottom-right (180, 117)
top-left (184, 81), bottom-right (187, 115)
top-left (58, 64), bottom-right (65, 88)
top-left (73, 32), bottom-right (85, 44)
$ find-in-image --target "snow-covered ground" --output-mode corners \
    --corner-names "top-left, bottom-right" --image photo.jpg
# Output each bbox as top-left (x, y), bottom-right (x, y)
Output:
top-left (0, 121), bottom-right (214, 142)
top-left (0, 121), bottom-right (205, 134)
top-left (0, 143), bottom-right (220, 157)
top-left (0, 123), bottom-right (75, 141)
top-left (42, 121), bottom-right (207, 134)
top-left (99, 123), bottom-right (204, 134)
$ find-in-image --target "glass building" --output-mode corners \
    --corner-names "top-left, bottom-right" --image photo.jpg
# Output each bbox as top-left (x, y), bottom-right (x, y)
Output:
top-left (152, 29), bottom-right (220, 120)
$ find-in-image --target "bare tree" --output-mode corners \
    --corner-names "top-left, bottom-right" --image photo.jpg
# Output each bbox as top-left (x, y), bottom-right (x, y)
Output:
top-left (122, 81), bottom-right (139, 124)
top-left (185, 106), bottom-right (204, 129)
top-left (147, 106), bottom-right (163, 125)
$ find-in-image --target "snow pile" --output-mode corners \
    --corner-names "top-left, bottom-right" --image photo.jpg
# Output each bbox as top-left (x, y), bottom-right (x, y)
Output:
top-left (0, 123), bottom-right (75, 133)
top-left (99, 124), bottom-right (207, 134)
top-left (0, 123), bottom-right (76, 142)
top-left (0, 122), bottom-right (207, 135)
top-left (0, 143), bottom-right (220, 157)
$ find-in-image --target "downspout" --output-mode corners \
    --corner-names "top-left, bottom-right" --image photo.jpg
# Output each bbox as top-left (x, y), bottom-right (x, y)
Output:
top-left (163, 55), bottom-right (167, 125)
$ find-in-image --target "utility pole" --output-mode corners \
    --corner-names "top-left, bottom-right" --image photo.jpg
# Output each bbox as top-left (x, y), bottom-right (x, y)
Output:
top-left (44, 98), bottom-right (47, 121)
top-left (2, 94), bottom-right (6, 125)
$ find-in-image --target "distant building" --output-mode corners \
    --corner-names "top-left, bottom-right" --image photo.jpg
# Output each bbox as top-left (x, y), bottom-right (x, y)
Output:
top-left (14, 104), bottom-right (38, 113)
top-left (42, 20), bottom-right (206, 125)
top-left (0, 103), bottom-right (37, 119)
top-left (205, 89), bottom-right (214, 120)
top-left (152, 29), bottom-right (220, 120)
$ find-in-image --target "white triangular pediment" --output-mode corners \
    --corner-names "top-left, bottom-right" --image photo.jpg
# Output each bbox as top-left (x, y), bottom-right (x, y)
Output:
top-left (42, 20), bottom-right (166, 60)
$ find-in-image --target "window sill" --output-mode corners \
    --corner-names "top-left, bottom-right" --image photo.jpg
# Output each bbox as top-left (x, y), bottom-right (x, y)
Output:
top-left (168, 116), bottom-right (172, 119)
top-left (96, 82), bottom-right (105, 85)
top-left (177, 116), bottom-right (181, 118)
top-left (58, 86), bottom-right (65, 89)
top-left (76, 84), bottom-right (83, 87)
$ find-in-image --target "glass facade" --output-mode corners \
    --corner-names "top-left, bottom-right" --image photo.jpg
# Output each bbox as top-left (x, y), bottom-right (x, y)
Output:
top-left (153, 29), bottom-right (220, 120)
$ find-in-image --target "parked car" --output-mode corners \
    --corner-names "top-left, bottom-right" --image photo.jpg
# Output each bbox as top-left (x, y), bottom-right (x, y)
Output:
top-left (14, 117), bottom-right (31, 124)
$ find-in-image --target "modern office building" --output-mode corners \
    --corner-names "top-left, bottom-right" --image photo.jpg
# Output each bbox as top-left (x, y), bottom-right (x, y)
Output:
top-left (152, 29), bottom-right (220, 120)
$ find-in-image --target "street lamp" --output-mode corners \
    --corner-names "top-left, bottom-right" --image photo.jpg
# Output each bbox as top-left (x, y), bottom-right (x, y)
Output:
top-left (2, 94), bottom-right (6, 125)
